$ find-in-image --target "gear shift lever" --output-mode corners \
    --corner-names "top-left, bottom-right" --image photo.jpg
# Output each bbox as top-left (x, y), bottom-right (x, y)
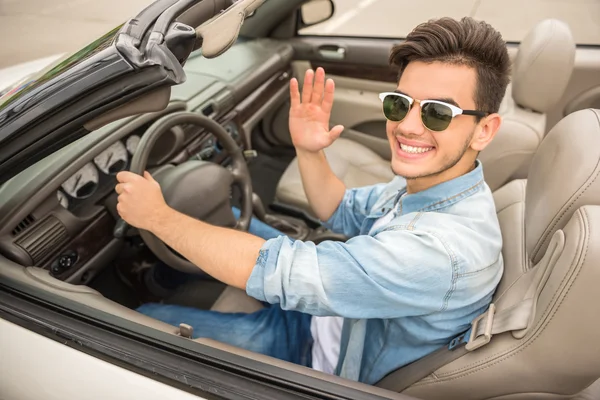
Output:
top-left (251, 193), bottom-right (267, 222)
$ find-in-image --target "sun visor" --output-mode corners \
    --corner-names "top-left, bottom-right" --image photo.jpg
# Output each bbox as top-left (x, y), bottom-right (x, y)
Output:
top-left (195, 0), bottom-right (265, 58)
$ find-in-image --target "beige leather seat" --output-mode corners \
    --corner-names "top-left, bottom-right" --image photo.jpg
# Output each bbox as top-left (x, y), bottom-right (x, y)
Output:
top-left (275, 19), bottom-right (575, 216)
top-left (376, 108), bottom-right (600, 398)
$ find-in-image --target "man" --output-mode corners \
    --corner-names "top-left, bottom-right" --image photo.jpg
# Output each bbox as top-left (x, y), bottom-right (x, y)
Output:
top-left (115, 16), bottom-right (509, 384)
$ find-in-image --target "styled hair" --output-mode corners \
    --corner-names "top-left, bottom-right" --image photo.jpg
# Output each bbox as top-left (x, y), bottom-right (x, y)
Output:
top-left (389, 17), bottom-right (511, 115)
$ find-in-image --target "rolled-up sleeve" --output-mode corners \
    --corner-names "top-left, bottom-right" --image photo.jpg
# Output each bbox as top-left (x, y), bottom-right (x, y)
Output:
top-left (246, 229), bottom-right (455, 319)
top-left (322, 183), bottom-right (388, 237)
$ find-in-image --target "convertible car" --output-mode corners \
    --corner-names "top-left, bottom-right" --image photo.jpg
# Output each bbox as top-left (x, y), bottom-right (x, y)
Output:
top-left (1, 0), bottom-right (600, 399)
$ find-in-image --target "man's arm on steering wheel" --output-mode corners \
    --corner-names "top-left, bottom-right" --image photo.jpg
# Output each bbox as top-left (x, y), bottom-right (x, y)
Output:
top-left (115, 170), bottom-right (265, 290)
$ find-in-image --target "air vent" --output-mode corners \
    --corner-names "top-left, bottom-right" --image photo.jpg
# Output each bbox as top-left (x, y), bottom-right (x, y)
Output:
top-left (15, 215), bottom-right (68, 265)
top-left (12, 215), bottom-right (35, 236)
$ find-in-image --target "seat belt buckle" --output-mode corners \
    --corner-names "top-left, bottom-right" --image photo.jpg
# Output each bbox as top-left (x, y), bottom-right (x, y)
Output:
top-left (466, 303), bottom-right (496, 351)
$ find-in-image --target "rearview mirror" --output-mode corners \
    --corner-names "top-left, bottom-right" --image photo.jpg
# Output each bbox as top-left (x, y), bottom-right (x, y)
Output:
top-left (301, 0), bottom-right (334, 26)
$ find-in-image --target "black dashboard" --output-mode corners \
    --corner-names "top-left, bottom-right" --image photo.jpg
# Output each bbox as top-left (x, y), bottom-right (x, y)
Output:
top-left (0, 38), bottom-right (294, 284)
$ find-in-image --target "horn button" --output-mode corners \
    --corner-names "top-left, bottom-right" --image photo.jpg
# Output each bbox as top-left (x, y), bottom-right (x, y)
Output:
top-left (155, 160), bottom-right (237, 227)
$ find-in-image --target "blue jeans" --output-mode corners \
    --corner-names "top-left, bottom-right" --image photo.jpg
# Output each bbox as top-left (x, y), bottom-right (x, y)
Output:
top-left (137, 208), bottom-right (314, 367)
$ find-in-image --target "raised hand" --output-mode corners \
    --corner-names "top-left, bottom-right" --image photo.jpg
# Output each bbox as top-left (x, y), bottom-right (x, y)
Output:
top-left (289, 67), bottom-right (344, 153)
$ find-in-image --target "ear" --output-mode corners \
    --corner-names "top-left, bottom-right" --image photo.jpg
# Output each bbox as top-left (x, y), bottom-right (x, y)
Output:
top-left (471, 113), bottom-right (502, 152)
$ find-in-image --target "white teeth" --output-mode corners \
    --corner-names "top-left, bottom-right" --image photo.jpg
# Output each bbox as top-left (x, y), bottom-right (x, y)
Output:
top-left (400, 143), bottom-right (433, 154)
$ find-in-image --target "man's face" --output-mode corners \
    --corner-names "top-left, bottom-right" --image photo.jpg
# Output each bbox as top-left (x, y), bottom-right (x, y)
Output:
top-left (386, 61), bottom-right (480, 180)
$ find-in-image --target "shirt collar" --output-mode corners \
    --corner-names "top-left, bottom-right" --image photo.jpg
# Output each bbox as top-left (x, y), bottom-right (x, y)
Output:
top-left (398, 160), bottom-right (485, 215)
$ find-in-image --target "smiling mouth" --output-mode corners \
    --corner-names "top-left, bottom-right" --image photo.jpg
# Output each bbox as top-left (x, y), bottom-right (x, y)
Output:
top-left (396, 137), bottom-right (435, 155)
top-left (399, 143), bottom-right (434, 154)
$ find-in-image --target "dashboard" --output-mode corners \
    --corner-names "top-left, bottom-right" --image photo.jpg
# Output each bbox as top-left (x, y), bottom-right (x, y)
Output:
top-left (54, 119), bottom-right (241, 214)
top-left (57, 135), bottom-right (136, 210)
top-left (0, 38), bottom-right (294, 284)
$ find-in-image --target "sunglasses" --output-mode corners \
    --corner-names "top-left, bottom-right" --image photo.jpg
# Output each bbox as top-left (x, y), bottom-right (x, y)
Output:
top-left (379, 92), bottom-right (489, 132)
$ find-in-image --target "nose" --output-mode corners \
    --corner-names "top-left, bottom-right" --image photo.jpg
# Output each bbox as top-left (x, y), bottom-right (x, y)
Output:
top-left (397, 102), bottom-right (426, 136)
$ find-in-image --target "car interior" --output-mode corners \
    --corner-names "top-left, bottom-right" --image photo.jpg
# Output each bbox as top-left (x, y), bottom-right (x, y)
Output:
top-left (1, 0), bottom-right (600, 398)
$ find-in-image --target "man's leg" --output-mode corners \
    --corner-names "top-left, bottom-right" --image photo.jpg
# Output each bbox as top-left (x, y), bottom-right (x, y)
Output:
top-left (138, 302), bottom-right (313, 366)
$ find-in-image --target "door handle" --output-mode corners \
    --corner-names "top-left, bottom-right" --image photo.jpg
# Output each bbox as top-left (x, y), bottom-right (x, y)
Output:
top-left (318, 45), bottom-right (346, 60)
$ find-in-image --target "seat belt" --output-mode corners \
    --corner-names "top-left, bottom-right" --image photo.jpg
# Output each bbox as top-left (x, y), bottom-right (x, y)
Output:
top-left (375, 300), bottom-right (531, 391)
top-left (376, 234), bottom-right (563, 392)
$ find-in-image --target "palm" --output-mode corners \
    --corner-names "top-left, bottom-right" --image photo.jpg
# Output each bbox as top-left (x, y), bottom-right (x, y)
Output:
top-left (289, 68), bottom-right (344, 153)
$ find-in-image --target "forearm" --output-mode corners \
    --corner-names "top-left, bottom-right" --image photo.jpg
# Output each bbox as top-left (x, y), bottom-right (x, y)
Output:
top-left (150, 207), bottom-right (266, 289)
top-left (296, 149), bottom-right (346, 221)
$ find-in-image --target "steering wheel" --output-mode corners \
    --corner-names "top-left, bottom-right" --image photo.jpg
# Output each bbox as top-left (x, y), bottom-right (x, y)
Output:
top-left (113, 111), bottom-right (253, 274)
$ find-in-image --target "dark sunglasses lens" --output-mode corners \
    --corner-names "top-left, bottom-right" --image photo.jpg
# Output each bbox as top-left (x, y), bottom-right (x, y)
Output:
top-left (383, 95), bottom-right (410, 122)
top-left (421, 103), bottom-right (453, 131)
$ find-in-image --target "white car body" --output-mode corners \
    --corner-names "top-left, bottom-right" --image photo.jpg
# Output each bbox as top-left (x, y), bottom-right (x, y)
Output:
top-left (0, 54), bottom-right (64, 93)
top-left (0, 318), bottom-right (207, 400)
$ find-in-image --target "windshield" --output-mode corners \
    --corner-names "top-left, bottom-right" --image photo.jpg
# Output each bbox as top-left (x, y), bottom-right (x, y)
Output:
top-left (0, 24), bottom-right (123, 112)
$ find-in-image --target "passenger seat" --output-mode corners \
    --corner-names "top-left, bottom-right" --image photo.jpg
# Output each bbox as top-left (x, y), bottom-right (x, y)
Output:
top-left (275, 19), bottom-right (575, 216)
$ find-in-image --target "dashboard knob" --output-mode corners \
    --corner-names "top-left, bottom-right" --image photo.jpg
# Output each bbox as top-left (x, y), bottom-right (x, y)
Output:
top-left (50, 251), bottom-right (78, 276)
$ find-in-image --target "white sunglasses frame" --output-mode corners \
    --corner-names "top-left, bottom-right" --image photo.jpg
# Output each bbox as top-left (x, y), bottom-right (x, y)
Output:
top-left (378, 92), bottom-right (487, 127)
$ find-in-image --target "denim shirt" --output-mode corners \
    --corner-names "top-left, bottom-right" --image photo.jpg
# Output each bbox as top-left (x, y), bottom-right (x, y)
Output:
top-left (246, 160), bottom-right (503, 384)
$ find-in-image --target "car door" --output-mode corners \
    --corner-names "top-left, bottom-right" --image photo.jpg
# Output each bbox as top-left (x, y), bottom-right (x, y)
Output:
top-left (258, 0), bottom-right (600, 162)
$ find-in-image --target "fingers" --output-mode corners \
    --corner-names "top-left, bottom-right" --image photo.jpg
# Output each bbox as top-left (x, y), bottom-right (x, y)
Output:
top-left (329, 125), bottom-right (344, 141)
top-left (290, 78), bottom-right (301, 108)
top-left (301, 69), bottom-right (314, 104)
top-left (310, 67), bottom-right (325, 105)
top-left (115, 183), bottom-right (131, 195)
top-left (322, 78), bottom-right (335, 114)
top-left (116, 201), bottom-right (124, 216)
top-left (116, 171), bottom-right (142, 183)
top-left (143, 171), bottom-right (156, 182)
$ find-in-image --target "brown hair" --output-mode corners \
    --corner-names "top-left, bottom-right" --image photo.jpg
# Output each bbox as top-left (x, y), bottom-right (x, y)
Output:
top-left (389, 17), bottom-right (511, 115)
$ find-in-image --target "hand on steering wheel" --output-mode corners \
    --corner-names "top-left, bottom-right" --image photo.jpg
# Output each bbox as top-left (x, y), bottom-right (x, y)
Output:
top-left (114, 112), bottom-right (253, 274)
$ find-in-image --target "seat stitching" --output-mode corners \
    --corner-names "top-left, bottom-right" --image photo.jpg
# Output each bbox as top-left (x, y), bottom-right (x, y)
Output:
top-left (423, 208), bottom-right (588, 381)
top-left (519, 180), bottom-right (529, 273)
top-left (532, 111), bottom-right (600, 261)
top-left (494, 185), bottom-right (525, 213)
top-left (534, 173), bottom-right (598, 261)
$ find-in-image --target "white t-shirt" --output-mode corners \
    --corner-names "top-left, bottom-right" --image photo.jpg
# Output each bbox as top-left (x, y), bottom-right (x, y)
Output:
top-left (310, 208), bottom-right (397, 374)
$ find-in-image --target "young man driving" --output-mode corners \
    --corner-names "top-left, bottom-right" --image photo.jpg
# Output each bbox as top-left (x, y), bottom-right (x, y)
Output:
top-left (114, 17), bottom-right (510, 384)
